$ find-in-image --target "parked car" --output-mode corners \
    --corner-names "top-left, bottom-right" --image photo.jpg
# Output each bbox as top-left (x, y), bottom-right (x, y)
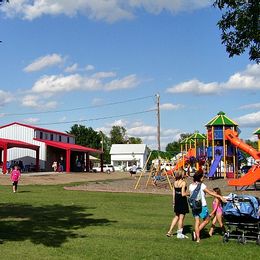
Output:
top-left (92, 164), bottom-right (115, 173)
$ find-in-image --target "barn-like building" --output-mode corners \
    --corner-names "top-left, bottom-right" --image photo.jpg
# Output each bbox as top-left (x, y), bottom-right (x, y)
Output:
top-left (0, 122), bottom-right (103, 173)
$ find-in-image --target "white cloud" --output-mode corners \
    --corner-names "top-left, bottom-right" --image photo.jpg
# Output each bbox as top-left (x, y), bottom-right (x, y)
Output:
top-left (109, 119), bottom-right (128, 128)
top-left (31, 74), bottom-right (102, 94)
top-left (23, 117), bottom-right (40, 124)
top-left (239, 103), bottom-right (260, 110)
top-left (166, 64), bottom-right (260, 95)
top-left (1, 0), bottom-right (210, 22)
top-left (24, 53), bottom-right (64, 72)
top-left (128, 125), bottom-right (157, 137)
top-left (166, 79), bottom-right (220, 95)
top-left (64, 63), bottom-right (78, 73)
top-left (85, 64), bottom-right (95, 71)
top-left (160, 103), bottom-right (184, 110)
top-left (235, 111), bottom-right (260, 128)
top-left (224, 64), bottom-right (260, 90)
top-left (104, 74), bottom-right (140, 91)
top-left (29, 72), bottom-right (140, 95)
top-left (92, 71), bottom-right (116, 79)
top-left (0, 90), bottom-right (13, 106)
top-left (22, 94), bottom-right (58, 110)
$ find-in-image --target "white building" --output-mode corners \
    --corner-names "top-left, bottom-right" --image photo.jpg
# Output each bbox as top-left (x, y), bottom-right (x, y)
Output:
top-left (0, 122), bottom-right (102, 172)
top-left (110, 144), bottom-right (149, 171)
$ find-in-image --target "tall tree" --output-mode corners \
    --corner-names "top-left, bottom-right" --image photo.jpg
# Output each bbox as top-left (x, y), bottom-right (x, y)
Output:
top-left (214, 0), bottom-right (260, 63)
top-left (110, 126), bottom-right (127, 144)
top-left (128, 136), bottom-right (142, 144)
top-left (165, 133), bottom-right (193, 155)
top-left (67, 124), bottom-right (101, 149)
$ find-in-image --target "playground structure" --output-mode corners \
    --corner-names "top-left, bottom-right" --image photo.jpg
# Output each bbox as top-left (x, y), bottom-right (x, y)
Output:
top-left (204, 112), bottom-right (260, 187)
top-left (167, 132), bottom-right (206, 176)
top-left (206, 111), bottom-right (239, 179)
top-left (134, 111), bottom-right (260, 190)
top-left (172, 112), bottom-right (260, 188)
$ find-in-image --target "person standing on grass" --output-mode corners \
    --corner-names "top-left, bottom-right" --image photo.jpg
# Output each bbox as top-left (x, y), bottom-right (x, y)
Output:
top-left (10, 164), bottom-right (21, 193)
top-left (166, 170), bottom-right (189, 239)
top-left (208, 187), bottom-right (225, 237)
top-left (189, 171), bottom-right (224, 243)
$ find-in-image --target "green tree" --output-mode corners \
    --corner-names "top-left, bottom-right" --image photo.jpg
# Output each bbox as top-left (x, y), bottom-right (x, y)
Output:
top-left (165, 133), bottom-right (193, 156)
top-left (214, 0), bottom-right (260, 63)
top-left (110, 126), bottom-right (127, 144)
top-left (165, 141), bottom-right (180, 156)
top-left (128, 136), bottom-right (142, 144)
top-left (67, 124), bottom-right (112, 163)
top-left (67, 124), bottom-right (101, 149)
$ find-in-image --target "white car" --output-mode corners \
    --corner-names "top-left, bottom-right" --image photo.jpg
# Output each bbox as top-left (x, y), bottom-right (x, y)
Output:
top-left (92, 164), bottom-right (115, 173)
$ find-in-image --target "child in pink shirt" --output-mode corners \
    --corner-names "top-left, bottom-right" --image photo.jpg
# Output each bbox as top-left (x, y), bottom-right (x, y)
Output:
top-left (209, 187), bottom-right (225, 236)
top-left (10, 165), bottom-right (21, 193)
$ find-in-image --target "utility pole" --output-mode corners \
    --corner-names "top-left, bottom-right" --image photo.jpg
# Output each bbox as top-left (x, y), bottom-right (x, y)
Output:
top-left (156, 93), bottom-right (161, 151)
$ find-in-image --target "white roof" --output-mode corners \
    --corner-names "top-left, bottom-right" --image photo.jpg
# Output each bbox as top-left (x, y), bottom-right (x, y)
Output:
top-left (110, 144), bottom-right (147, 155)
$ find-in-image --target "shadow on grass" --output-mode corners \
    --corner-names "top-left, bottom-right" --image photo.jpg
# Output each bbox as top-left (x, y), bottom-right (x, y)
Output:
top-left (0, 203), bottom-right (116, 247)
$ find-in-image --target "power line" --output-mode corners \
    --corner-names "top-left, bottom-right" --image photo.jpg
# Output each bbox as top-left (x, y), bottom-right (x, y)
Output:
top-left (35, 108), bottom-right (157, 126)
top-left (3, 95), bottom-right (154, 117)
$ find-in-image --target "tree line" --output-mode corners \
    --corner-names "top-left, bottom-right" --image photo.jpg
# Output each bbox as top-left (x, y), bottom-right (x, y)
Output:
top-left (67, 124), bottom-right (258, 164)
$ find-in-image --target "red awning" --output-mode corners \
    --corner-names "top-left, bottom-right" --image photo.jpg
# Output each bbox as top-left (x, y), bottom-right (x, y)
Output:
top-left (35, 139), bottom-right (103, 154)
top-left (0, 138), bottom-right (39, 150)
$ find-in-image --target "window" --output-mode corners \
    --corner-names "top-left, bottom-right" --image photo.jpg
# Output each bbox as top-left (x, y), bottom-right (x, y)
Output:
top-left (67, 136), bottom-right (70, 143)
top-left (50, 134), bottom-right (54, 141)
top-left (40, 132), bottom-right (43, 139)
top-left (45, 133), bottom-right (48, 140)
top-left (59, 135), bottom-right (62, 142)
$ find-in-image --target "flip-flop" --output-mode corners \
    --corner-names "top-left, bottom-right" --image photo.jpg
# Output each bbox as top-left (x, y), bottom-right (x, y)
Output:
top-left (166, 232), bottom-right (173, 237)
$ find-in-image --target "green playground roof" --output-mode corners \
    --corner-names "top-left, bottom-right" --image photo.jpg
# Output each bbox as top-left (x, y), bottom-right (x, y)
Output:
top-left (180, 137), bottom-right (195, 144)
top-left (253, 128), bottom-right (260, 135)
top-left (190, 131), bottom-right (206, 140)
top-left (205, 111), bottom-right (238, 127)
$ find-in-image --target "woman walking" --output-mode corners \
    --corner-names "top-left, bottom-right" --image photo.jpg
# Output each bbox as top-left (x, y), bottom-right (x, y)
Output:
top-left (189, 171), bottom-right (224, 243)
top-left (166, 170), bottom-right (189, 239)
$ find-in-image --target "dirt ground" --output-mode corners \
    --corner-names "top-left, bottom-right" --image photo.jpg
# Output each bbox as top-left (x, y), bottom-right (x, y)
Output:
top-left (1, 171), bottom-right (259, 197)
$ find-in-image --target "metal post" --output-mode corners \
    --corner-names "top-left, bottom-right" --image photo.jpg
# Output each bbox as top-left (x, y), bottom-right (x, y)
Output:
top-left (156, 93), bottom-right (161, 151)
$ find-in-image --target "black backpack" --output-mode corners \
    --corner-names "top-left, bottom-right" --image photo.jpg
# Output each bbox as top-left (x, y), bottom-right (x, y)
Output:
top-left (188, 183), bottom-right (202, 212)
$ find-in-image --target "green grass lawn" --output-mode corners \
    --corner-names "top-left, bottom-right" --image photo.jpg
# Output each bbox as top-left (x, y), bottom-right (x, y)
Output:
top-left (0, 184), bottom-right (259, 259)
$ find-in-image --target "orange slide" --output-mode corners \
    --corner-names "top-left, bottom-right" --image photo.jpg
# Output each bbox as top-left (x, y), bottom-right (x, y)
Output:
top-left (167, 148), bottom-right (196, 175)
top-left (225, 129), bottom-right (260, 186)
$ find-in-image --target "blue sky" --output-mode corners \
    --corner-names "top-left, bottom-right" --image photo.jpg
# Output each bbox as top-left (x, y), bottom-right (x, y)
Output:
top-left (0, 0), bottom-right (259, 150)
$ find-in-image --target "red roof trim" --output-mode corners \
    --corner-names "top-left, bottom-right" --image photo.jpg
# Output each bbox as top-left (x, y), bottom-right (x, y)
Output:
top-left (0, 122), bottom-right (74, 137)
top-left (0, 138), bottom-right (39, 150)
top-left (34, 138), bottom-right (102, 154)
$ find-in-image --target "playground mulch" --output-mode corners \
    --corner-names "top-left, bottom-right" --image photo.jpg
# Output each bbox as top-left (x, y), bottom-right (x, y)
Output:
top-left (0, 171), bottom-right (259, 197)
top-left (64, 172), bottom-right (260, 197)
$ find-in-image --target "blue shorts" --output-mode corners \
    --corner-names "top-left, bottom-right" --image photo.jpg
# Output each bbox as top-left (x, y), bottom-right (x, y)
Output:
top-left (192, 206), bottom-right (209, 220)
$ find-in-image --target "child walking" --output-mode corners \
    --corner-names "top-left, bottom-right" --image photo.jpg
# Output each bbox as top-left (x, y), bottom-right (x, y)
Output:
top-left (209, 187), bottom-right (225, 236)
top-left (10, 165), bottom-right (21, 193)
